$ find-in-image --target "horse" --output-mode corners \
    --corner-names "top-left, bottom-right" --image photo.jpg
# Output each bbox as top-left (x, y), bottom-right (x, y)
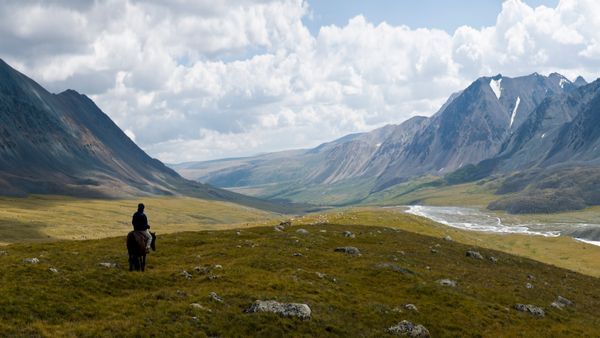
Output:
top-left (126, 231), bottom-right (156, 272)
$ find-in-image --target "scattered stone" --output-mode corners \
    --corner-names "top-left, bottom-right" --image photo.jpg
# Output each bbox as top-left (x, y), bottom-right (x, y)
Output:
top-left (190, 303), bottom-right (212, 312)
top-left (425, 266), bottom-right (431, 270)
top-left (48, 267), bottom-right (59, 273)
top-left (514, 304), bottom-right (545, 317)
top-left (245, 300), bottom-right (311, 319)
top-left (443, 235), bottom-right (453, 242)
top-left (466, 250), bottom-right (484, 260)
top-left (213, 264), bottom-right (223, 270)
top-left (334, 246), bottom-right (361, 255)
top-left (437, 279), bottom-right (457, 287)
top-left (274, 225), bottom-right (285, 232)
top-left (404, 304), bottom-right (418, 312)
top-left (176, 290), bottom-right (188, 298)
top-left (525, 283), bottom-right (534, 289)
top-left (292, 252), bottom-right (303, 257)
top-left (236, 231), bottom-right (241, 236)
top-left (316, 272), bottom-right (326, 278)
top-left (99, 262), bottom-right (116, 268)
top-left (0, 250), bottom-right (7, 255)
top-left (376, 263), bottom-right (415, 275)
top-left (207, 275), bottom-right (220, 280)
top-left (296, 228), bottom-right (309, 235)
top-left (550, 296), bottom-right (573, 309)
top-left (430, 249), bottom-right (438, 254)
top-left (343, 231), bottom-right (355, 238)
top-left (191, 316), bottom-right (199, 321)
top-left (279, 220), bottom-right (292, 227)
top-left (387, 320), bottom-right (430, 337)
top-left (489, 256), bottom-right (498, 263)
top-left (24, 258), bottom-right (40, 264)
top-left (320, 229), bottom-right (327, 233)
top-left (209, 292), bottom-right (224, 303)
top-left (180, 270), bottom-right (193, 279)
top-left (527, 274), bottom-right (536, 280)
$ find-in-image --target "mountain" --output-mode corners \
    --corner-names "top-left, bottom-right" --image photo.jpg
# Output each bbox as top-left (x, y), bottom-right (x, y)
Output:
top-left (174, 72), bottom-right (580, 204)
top-left (0, 59), bottom-right (297, 213)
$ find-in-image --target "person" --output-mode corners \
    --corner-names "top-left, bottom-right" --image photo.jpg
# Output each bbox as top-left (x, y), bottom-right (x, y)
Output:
top-left (132, 203), bottom-right (152, 253)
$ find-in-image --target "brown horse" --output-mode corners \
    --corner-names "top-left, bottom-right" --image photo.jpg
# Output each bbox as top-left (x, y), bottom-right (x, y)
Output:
top-left (127, 231), bottom-right (156, 272)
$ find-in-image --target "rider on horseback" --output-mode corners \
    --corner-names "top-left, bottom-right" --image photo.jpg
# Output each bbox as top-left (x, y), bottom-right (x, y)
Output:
top-left (132, 203), bottom-right (154, 253)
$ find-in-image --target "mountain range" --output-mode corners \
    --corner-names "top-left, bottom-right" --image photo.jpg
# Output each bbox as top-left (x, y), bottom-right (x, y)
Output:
top-left (173, 72), bottom-right (600, 212)
top-left (0, 59), bottom-right (297, 213)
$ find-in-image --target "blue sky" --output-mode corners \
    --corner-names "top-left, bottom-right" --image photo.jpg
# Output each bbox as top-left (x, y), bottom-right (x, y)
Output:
top-left (305, 0), bottom-right (558, 34)
top-left (1, 0), bottom-right (597, 162)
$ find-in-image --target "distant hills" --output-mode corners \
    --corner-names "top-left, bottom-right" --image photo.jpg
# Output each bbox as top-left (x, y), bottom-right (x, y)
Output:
top-left (173, 72), bottom-right (600, 213)
top-left (0, 59), bottom-right (297, 213)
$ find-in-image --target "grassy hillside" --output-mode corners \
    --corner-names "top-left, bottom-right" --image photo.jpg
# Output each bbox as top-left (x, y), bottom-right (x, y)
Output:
top-left (0, 195), bottom-right (278, 245)
top-left (2, 219), bottom-right (600, 336)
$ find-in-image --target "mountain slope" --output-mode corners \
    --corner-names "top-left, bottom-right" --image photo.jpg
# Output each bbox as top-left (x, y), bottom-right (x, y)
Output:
top-left (0, 59), bottom-right (296, 213)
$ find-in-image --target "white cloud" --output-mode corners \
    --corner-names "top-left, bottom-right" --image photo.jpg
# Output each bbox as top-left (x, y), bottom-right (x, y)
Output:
top-left (0, 0), bottom-right (599, 162)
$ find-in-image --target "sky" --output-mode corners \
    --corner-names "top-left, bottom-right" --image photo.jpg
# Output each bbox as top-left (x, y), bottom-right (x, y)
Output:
top-left (0, 0), bottom-right (597, 163)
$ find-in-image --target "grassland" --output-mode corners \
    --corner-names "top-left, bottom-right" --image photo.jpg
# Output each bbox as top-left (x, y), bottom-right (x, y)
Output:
top-left (2, 219), bottom-right (600, 336)
top-left (0, 195), bottom-right (278, 245)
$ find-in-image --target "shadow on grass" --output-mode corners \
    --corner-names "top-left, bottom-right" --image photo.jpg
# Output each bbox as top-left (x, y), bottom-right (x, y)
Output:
top-left (0, 217), bottom-right (50, 243)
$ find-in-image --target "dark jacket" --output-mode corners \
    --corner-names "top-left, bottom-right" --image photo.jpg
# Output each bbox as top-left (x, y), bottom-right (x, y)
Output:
top-left (132, 211), bottom-right (149, 231)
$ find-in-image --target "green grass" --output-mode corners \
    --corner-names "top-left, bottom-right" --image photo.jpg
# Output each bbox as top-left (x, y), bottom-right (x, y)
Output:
top-left (0, 195), bottom-right (278, 245)
top-left (2, 219), bottom-right (600, 337)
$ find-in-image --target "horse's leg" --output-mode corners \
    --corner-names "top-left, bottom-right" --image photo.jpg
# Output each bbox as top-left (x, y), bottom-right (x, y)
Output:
top-left (129, 254), bottom-right (133, 271)
top-left (141, 254), bottom-right (146, 272)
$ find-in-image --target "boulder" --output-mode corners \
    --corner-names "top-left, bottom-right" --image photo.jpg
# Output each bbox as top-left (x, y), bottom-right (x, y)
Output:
top-left (466, 250), bottom-right (484, 260)
top-left (246, 300), bottom-right (311, 319)
top-left (99, 262), bottom-right (116, 268)
top-left (334, 246), bottom-right (361, 255)
top-left (343, 231), bottom-right (356, 238)
top-left (437, 279), bottom-right (457, 287)
top-left (209, 292), bottom-right (223, 303)
top-left (443, 235), bottom-right (453, 241)
top-left (387, 320), bottom-right (430, 337)
top-left (514, 304), bottom-right (545, 317)
top-left (550, 296), bottom-right (573, 309)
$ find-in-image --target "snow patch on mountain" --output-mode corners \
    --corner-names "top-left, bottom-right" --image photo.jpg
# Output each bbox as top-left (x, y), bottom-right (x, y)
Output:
top-left (510, 96), bottom-right (521, 128)
top-left (490, 78), bottom-right (502, 99)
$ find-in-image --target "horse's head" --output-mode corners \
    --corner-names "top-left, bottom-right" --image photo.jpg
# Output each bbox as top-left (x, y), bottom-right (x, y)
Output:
top-left (150, 232), bottom-right (156, 251)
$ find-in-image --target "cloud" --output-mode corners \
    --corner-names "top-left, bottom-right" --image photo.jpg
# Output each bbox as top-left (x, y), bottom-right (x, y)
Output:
top-left (0, 0), bottom-right (598, 162)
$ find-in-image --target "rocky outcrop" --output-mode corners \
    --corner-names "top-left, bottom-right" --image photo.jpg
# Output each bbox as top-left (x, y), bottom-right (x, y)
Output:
top-left (334, 246), bottom-right (361, 255)
top-left (245, 300), bottom-right (311, 319)
top-left (514, 304), bottom-right (545, 317)
top-left (387, 320), bottom-right (430, 337)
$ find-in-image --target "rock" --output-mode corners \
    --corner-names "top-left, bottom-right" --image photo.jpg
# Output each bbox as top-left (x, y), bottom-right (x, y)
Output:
top-left (525, 283), bottom-right (534, 289)
top-left (292, 252), bottom-right (303, 257)
top-left (320, 229), bottom-right (327, 233)
top-left (0, 250), bottom-right (7, 255)
top-left (49, 267), bottom-right (59, 273)
top-left (527, 274), bottom-right (535, 280)
top-left (489, 256), bottom-right (498, 263)
top-left (466, 250), bottom-right (484, 260)
top-left (404, 304), bottom-right (418, 312)
top-left (236, 231), bottom-right (241, 236)
top-left (437, 279), bottom-right (457, 287)
top-left (387, 320), bottom-right (430, 337)
top-left (430, 249), bottom-right (438, 254)
top-left (213, 264), bottom-right (223, 270)
top-left (190, 303), bottom-right (212, 312)
top-left (99, 262), bottom-right (116, 268)
top-left (176, 290), bottom-right (188, 298)
top-left (550, 296), bottom-right (573, 309)
top-left (343, 231), bottom-right (355, 238)
top-left (24, 258), bottom-right (40, 264)
top-left (209, 292), bottom-right (223, 303)
top-left (194, 266), bottom-right (209, 274)
top-left (514, 304), bottom-right (545, 317)
top-left (180, 270), bottom-right (192, 279)
top-left (375, 263), bottom-right (415, 275)
top-left (296, 228), bottom-right (309, 235)
top-left (334, 246), bottom-right (361, 255)
top-left (274, 225), bottom-right (285, 232)
top-left (246, 300), bottom-right (311, 319)
top-left (443, 235), bottom-right (453, 241)
top-left (315, 272), bottom-right (326, 278)
top-left (279, 220), bottom-right (292, 227)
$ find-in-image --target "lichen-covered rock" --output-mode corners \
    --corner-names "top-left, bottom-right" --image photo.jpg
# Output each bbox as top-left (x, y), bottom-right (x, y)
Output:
top-left (387, 320), bottom-right (430, 337)
top-left (514, 304), bottom-right (545, 317)
top-left (466, 250), bottom-right (484, 260)
top-left (334, 246), bottom-right (361, 255)
top-left (246, 300), bottom-right (311, 319)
